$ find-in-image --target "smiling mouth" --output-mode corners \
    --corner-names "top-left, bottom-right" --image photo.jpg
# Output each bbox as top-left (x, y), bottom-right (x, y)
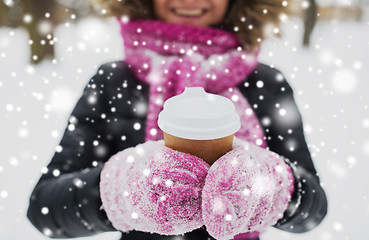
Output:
top-left (171, 8), bottom-right (207, 17)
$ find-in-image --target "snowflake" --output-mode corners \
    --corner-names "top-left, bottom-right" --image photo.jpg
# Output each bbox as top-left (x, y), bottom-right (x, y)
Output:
top-left (73, 178), bottom-right (84, 188)
top-left (256, 80), bottom-right (264, 88)
top-left (9, 157), bottom-right (19, 166)
top-left (225, 214), bottom-right (232, 221)
top-left (150, 128), bottom-right (158, 136)
top-left (143, 169), bottom-right (150, 176)
top-left (41, 207), bottom-right (49, 215)
top-left (55, 145), bottom-right (63, 153)
top-left (332, 69), bottom-right (357, 95)
top-left (242, 188), bottom-right (250, 196)
top-left (131, 212), bottom-right (139, 219)
top-left (95, 145), bottom-right (107, 157)
top-left (52, 169), bottom-right (60, 177)
top-left (23, 14), bottom-right (33, 24)
top-left (87, 95), bottom-right (97, 104)
top-left (165, 180), bottom-right (173, 187)
top-left (126, 155), bottom-right (135, 163)
top-left (42, 228), bottom-right (53, 237)
top-left (0, 191), bottom-right (8, 198)
top-left (133, 122), bottom-right (141, 130)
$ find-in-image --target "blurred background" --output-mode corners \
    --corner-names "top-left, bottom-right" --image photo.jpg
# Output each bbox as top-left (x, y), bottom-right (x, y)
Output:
top-left (1, 0), bottom-right (369, 239)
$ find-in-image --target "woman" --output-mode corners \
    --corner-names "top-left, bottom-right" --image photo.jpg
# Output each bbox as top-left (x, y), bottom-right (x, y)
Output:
top-left (27, 0), bottom-right (327, 239)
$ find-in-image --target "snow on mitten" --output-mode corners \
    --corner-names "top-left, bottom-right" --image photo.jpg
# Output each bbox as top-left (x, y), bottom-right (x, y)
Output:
top-left (202, 137), bottom-right (294, 240)
top-left (100, 140), bottom-right (210, 235)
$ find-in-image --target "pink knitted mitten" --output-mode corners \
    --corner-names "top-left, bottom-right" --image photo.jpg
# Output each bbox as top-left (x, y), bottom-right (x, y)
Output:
top-left (100, 140), bottom-right (210, 235)
top-left (202, 138), bottom-right (295, 240)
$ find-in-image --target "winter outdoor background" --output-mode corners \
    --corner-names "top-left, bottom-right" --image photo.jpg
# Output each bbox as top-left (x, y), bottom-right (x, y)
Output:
top-left (1, 0), bottom-right (369, 239)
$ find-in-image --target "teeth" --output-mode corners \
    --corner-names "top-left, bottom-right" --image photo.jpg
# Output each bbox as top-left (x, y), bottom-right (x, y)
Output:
top-left (175, 9), bottom-right (203, 17)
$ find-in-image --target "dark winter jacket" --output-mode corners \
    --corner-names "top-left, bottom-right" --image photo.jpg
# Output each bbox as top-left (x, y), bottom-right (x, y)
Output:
top-left (27, 61), bottom-right (327, 239)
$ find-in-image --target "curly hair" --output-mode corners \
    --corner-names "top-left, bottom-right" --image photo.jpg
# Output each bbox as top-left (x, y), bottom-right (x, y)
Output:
top-left (92, 0), bottom-right (292, 49)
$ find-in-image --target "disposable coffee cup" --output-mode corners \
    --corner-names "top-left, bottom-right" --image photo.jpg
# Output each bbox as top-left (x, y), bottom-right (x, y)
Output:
top-left (158, 87), bottom-right (241, 165)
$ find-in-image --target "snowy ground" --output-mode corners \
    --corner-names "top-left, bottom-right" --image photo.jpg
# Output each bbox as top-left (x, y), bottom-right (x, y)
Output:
top-left (1, 17), bottom-right (369, 240)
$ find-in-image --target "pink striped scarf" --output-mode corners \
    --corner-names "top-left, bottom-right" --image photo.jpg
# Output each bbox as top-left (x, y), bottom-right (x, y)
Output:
top-left (119, 19), bottom-right (266, 148)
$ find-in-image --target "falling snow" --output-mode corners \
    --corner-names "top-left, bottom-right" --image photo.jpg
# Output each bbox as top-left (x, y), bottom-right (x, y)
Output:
top-left (41, 207), bottom-right (49, 215)
top-left (0, 10), bottom-right (369, 240)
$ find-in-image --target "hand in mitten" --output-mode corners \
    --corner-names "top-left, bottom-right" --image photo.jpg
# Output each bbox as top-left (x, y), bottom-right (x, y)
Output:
top-left (100, 140), bottom-right (210, 235)
top-left (202, 138), bottom-right (294, 240)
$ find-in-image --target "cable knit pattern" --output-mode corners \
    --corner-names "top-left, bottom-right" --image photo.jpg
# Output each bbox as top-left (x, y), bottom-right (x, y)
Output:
top-left (100, 140), bottom-right (210, 235)
top-left (202, 138), bottom-right (295, 240)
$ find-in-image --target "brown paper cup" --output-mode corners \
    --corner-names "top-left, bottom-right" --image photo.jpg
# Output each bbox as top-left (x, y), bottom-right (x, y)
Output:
top-left (163, 132), bottom-right (234, 166)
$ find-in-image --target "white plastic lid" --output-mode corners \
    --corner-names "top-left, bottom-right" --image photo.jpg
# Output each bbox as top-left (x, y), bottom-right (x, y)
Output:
top-left (158, 87), bottom-right (241, 140)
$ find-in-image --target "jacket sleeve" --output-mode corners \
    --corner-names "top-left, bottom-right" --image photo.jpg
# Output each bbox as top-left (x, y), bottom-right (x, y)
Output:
top-left (27, 61), bottom-right (149, 238)
top-left (238, 63), bottom-right (328, 233)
